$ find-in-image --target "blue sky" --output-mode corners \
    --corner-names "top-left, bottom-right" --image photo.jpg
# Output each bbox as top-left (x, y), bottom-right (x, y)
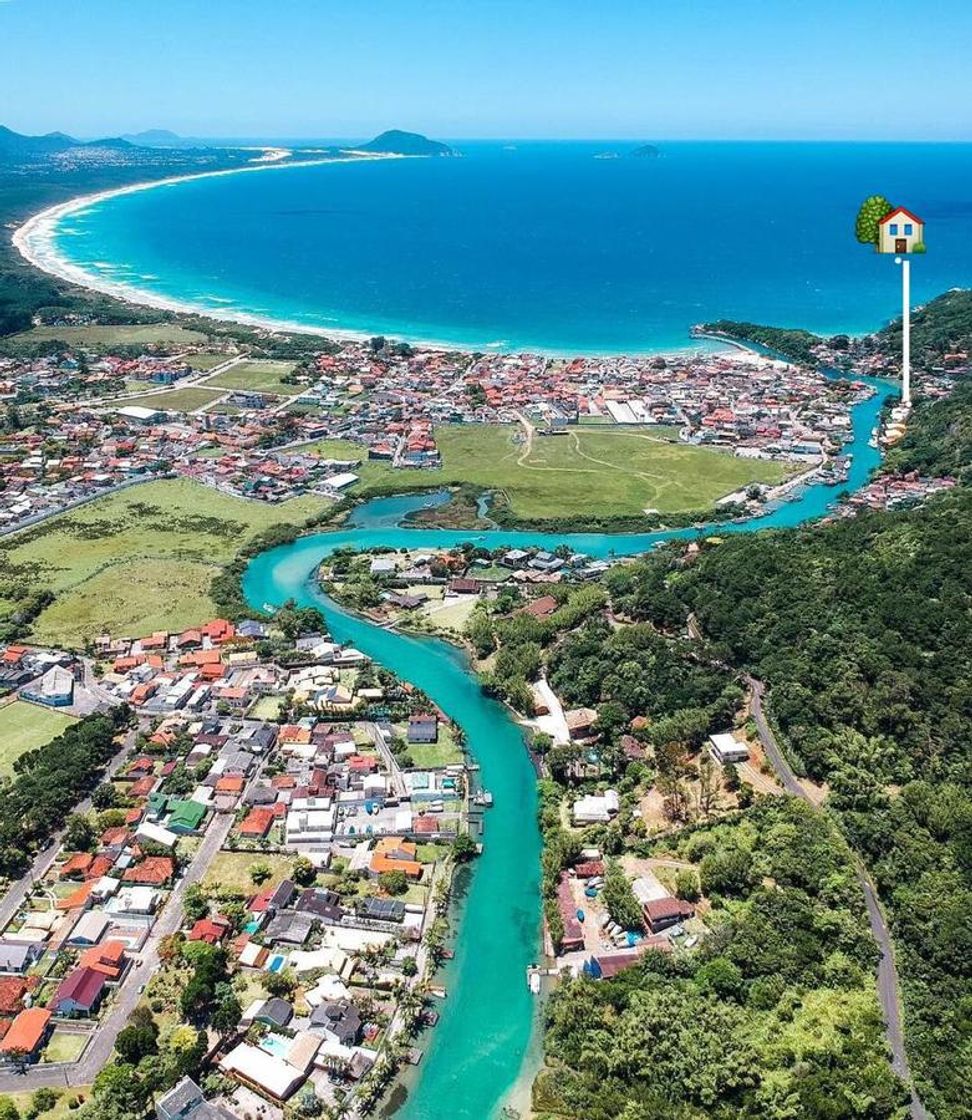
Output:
top-left (3, 0), bottom-right (970, 140)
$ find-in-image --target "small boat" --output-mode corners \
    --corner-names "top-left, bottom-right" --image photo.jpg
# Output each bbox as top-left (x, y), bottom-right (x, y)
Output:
top-left (472, 790), bottom-right (494, 807)
top-left (576, 909), bottom-right (585, 922)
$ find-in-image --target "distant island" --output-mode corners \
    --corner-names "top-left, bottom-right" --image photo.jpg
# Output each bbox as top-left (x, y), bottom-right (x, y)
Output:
top-left (357, 129), bottom-right (453, 156)
top-left (630, 143), bottom-right (660, 158)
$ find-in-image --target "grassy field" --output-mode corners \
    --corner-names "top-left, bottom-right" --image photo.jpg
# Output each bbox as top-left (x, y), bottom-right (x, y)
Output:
top-left (309, 424), bottom-right (789, 518)
top-left (405, 724), bottom-right (464, 768)
top-left (13, 323), bottom-right (207, 346)
top-left (185, 351), bottom-right (233, 370)
top-left (42, 1029), bottom-right (89, 1063)
top-left (204, 360), bottom-right (302, 396)
top-left (115, 386), bottom-right (224, 412)
top-left (0, 701), bottom-right (77, 776)
top-left (202, 851), bottom-right (299, 895)
top-left (2, 479), bottom-right (327, 647)
top-left (3, 1087), bottom-right (91, 1118)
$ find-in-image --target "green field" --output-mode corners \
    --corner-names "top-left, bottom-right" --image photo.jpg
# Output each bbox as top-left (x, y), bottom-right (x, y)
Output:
top-left (185, 351), bottom-right (233, 370)
top-left (204, 360), bottom-right (302, 396)
top-left (0, 701), bottom-right (77, 776)
top-left (2, 480), bottom-right (328, 647)
top-left (309, 424), bottom-right (789, 518)
top-left (115, 386), bottom-right (224, 412)
top-left (13, 323), bottom-right (207, 347)
top-left (42, 1029), bottom-right (89, 1063)
top-left (202, 851), bottom-right (299, 895)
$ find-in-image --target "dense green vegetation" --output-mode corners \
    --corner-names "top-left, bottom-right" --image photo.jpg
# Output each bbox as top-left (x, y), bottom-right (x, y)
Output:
top-left (536, 799), bottom-right (906, 1120)
top-left (598, 382), bottom-right (972, 1117)
top-left (700, 319), bottom-right (824, 364)
top-left (877, 289), bottom-right (972, 365)
top-left (0, 705), bottom-right (130, 878)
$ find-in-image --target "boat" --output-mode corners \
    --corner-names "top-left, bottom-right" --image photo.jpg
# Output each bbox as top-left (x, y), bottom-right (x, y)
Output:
top-left (472, 790), bottom-right (494, 807)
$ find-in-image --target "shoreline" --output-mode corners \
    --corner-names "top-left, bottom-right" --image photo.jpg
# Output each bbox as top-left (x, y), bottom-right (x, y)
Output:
top-left (12, 157), bottom-right (736, 359)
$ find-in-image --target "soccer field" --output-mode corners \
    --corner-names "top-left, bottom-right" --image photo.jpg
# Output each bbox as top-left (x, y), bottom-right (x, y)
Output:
top-left (204, 359), bottom-right (303, 395)
top-left (0, 701), bottom-right (77, 776)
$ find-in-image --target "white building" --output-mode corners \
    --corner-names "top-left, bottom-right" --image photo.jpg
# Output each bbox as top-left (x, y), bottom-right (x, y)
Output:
top-left (708, 732), bottom-right (750, 764)
top-left (571, 789), bottom-right (620, 825)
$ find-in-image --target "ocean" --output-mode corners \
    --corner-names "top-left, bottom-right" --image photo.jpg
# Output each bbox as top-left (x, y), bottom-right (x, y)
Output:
top-left (44, 140), bottom-right (972, 353)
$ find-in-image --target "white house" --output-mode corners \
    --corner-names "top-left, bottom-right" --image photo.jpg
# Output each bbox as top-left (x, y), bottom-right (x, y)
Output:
top-left (572, 789), bottom-right (620, 825)
top-left (878, 207), bottom-right (924, 254)
top-left (708, 732), bottom-right (750, 765)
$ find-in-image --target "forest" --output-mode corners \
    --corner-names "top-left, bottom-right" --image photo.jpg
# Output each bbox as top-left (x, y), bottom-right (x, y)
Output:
top-left (595, 382), bottom-right (972, 1118)
top-left (536, 799), bottom-right (907, 1120)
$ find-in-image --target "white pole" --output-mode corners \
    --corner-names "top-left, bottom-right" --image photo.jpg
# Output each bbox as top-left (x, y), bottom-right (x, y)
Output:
top-left (899, 257), bottom-right (911, 407)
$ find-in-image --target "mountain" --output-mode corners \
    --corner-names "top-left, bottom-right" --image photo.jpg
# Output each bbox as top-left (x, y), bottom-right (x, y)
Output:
top-left (121, 129), bottom-right (210, 149)
top-left (0, 124), bottom-right (77, 160)
top-left (630, 143), bottom-right (661, 158)
top-left (356, 129), bottom-right (453, 156)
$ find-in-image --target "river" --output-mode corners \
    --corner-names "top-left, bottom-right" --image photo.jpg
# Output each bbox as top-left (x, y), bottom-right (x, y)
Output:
top-left (241, 372), bottom-right (894, 1120)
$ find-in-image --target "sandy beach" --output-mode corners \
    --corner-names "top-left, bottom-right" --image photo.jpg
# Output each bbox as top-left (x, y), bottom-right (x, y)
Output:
top-left (12, 150), bottom-right (418, 346)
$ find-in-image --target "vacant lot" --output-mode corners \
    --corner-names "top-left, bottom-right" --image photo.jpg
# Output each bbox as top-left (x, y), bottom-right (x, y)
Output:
top-left (205, 360), bottom-right (302, 396)
top-left (42, 1029), bottom-right (89, 1063)
top-left (202, 851), bottom-right (299, 895)
top-left (13, 323), bottom-right (207, 347)
top-left (309, 424), bottom-right (788, 518)
top-left (2, 480), bottom-right (327, 647)
top-left (115, 386), bottom-right (225, 413)
top-left (185, 351), bottom-right (233, 370)
top-left (0, 701), bottom-right (77, 776)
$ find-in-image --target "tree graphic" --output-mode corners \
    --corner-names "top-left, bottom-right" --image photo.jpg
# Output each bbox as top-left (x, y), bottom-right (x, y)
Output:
top-left (855, 195), bottom-right (893, 245)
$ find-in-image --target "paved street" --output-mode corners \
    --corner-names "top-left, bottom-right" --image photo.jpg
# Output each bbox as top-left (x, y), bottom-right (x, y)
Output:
top-left (0, 811), bottom-right (235, 1091)
top-left (748, 676), bottom-right (929, 1120)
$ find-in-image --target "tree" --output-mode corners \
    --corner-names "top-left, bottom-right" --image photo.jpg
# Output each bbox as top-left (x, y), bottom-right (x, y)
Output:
top-left (450, 833), bottom-right (478, 863)
top-left (401, 956), bottom-right (418, 977)
top-left (292, 855), bottom-right (316, 886)
top-left (855, 195), bottom-right (893, 245)
top-left (211, 982), bottom-right (243, 1036)
top-left (115, 1017), bottom-right (159, 1064)
top-left (64, 813), bottom-right (95, 852)
top-left (92, 783), bottom-right (118, 809)
top-left (0, 1098), bottom-right (20, 1120)
top-left (379, 869), bottom-right (409, 896)
top-left (29, 1090), bottom-right (58, 1119)
top-left (262, 967), bottom-right (297, 998)
top-left (182, 884), bottom-right (209, 924)
top-left (602, 858), bottom-right (644, 931)
top-left (675, 869), bottom-right (700, 902)
top-left (249, 862), bottom-right (272, 885)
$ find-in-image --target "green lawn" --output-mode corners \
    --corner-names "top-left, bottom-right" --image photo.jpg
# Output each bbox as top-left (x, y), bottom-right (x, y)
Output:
top-left (4, 1086), bottom-right (91, 1118)
top-left (114, 386), bottom-right (224, 413)
top-left (247, 695), bottom-right (286, 721)
top-left (202, 851), bottom-right (299, 896)
top-left (205, 360), bottom-right (303, 396)
top-left (406, 724), bottom-right (464, 769)
top-left (2, 479), bottom-right (328, 647)
top-left (13, 323), bottom-right (206, 346)
top-left (42, 1029), bottom-right (89, 1063)
top-left (185, 352), bottom-right (234, 370)
top-left (309, 424), bottom-right (788, 518)
top-left (0, 702), bottom-right (77, 776)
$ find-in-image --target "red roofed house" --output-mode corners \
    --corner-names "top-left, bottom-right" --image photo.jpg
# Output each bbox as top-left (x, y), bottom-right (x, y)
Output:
top-left (188, 916), bottom-right (231, 945)
top-left (0, 1008), bottom-right (51, 1061)
top-left (238, 807), bottom-right (274, 838)
top-left (79, 940), bottom-right (127, 981)
top-left (59, 852), bottom-right (94, 880)
top-left (123, 856), bottom-right (174, 886)
top-left (878, 207), bottom-right (924, 254)
top-left (0, 977), bottom-right (28, 1015)
top-left (51, 966), bottom-right (107, 1016)
top-left (643, 896), bottom-right (695, 934)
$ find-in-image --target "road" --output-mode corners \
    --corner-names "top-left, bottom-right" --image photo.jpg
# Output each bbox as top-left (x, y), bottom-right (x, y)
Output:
top-left (0, 730), bottom-right (133, 935)
top-left (0, 809), bottom-right (236, 1091)
top-left (748, 676), bottom-right (930, 1119)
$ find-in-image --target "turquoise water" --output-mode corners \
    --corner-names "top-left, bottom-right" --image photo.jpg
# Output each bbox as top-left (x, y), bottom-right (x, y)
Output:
top-left (51, 141), bottom-right (972, 353)
top-left (242, 372), bottom-right (895, 1120)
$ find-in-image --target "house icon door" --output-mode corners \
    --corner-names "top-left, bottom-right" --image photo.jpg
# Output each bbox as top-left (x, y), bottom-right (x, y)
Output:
top-left (895, 238), bottom-right (907, 253)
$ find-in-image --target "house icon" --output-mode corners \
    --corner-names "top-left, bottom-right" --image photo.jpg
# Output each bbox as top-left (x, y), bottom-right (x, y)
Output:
top-left (878, 207), bottom-right (924, 254)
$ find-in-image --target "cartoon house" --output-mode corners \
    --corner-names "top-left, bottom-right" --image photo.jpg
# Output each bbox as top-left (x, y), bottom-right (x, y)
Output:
top-left (878, 207), bottom-right (924, 254)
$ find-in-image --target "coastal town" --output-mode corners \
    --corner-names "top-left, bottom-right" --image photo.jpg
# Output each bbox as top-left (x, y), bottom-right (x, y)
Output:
top-left (0, 611), bottom-right (473, 1115)
top-left (0, 321), bottom-right (961, 537)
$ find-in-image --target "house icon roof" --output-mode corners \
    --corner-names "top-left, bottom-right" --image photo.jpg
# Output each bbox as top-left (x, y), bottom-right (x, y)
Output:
top-left (879, 206), bottom-right (924, 226)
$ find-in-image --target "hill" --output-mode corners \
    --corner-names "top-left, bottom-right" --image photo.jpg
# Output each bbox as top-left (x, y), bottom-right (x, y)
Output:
top-left (356, 129), bottom-right (453, 156)
top-left (0, 124), bottom-right (77, 161)
top-left (630, 142), bottom-right (661, 158)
